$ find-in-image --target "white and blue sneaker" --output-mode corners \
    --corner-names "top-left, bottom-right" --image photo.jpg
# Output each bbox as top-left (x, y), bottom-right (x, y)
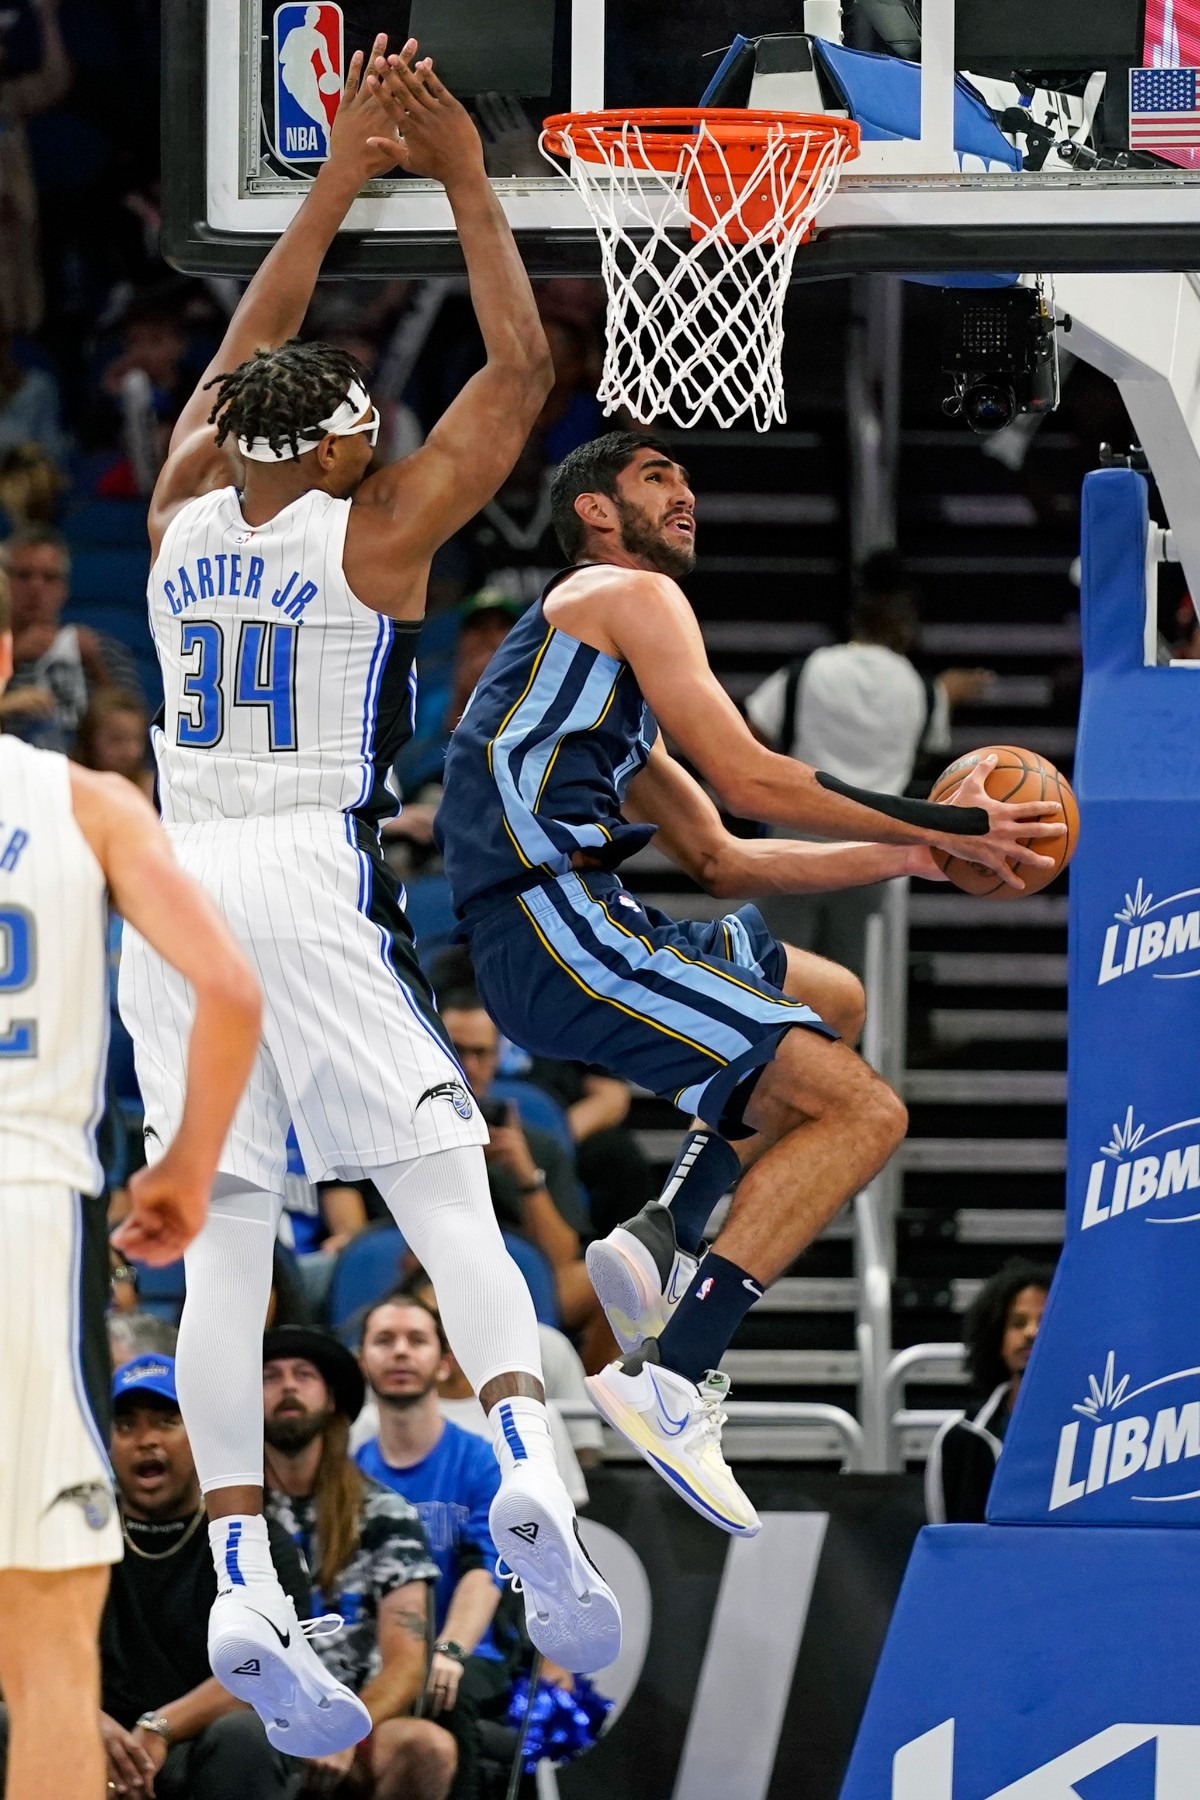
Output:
top-left (490, 1461), bottom-right (622, 1673)
top-left (585, 1202), bottom-right (700, 1355)
top-left (208, 1583), bottom-right (371, 1756)
top-left (586, 1340), bottom-right (760, 1537)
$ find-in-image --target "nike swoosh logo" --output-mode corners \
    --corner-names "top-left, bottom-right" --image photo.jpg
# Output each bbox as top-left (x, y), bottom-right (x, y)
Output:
top-left (648, 1370), bottom-right (690, 1436)
top-left (247, 1609), bottom-right (291, 1650)
top-left (743, 1278), bottom-right (764, 1298)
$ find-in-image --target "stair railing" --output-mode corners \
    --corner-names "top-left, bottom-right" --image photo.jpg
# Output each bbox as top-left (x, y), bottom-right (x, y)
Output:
top-left (856, 888), bottom-right (909, 1470)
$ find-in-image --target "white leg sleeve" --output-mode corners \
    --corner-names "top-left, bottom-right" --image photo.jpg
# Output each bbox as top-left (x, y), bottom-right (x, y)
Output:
top-left (176, 1182), bottom-right (281, 1493)
top-left (372, 1146), bottom-right (544, 1395)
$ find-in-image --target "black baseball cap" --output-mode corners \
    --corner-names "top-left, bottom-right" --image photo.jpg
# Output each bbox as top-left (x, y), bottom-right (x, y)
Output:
top-left (262, 1325), bottom-right (365, 1422)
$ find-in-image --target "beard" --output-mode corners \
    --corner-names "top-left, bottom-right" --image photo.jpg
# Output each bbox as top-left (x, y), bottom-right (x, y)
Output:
top-left (614, 496), bottom-right (696, 578)
top-left (264, 1406), bottom-right (328, 1454)
top-left (375, 1373), bottom-right (439, 1413)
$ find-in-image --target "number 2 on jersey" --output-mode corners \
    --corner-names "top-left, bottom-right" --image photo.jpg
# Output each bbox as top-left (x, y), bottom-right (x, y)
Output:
top-left (177, 620), bottom-right (298, 752)
top-left (0, 905), bottom-right (36, 1058)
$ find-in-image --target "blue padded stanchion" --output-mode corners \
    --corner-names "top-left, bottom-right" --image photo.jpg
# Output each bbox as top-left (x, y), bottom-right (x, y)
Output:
top-left (842, 468), bottom-right (1200, 1796)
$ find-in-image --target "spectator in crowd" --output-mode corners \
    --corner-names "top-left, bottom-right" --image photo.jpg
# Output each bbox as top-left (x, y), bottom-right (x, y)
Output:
top-left (390, 591), bottom-right (525, 822)
top-left (262, 1327), bottom-right (456, 1799)
top-left (506, 1053), bottom-right (655, 1242)
top-left (0, 0), bottom-right (69, 336)
top-left (0, 328), bottom-right (66, 463)
top-left (0, 525), bottom-right (138, 749)
top-left (355, 1294), bottom-right (518, 1791)
top-left (108, 1311), bottom-right (178, 1371)
top-left (97, 1355), bottom-right (302, 1799)
top-left (74, 687), bottom-right (154, 796)
top-left (925, 1261), bottom-right (1053, 1525)
top-left (401, 1267), bottom-right (600, 1484)
top-left (437, 987), bottom-right (615, 1371)
top-left (0, 440), bottom-right (65, 530)
top-left (744, 550), bottom-right (994, 976)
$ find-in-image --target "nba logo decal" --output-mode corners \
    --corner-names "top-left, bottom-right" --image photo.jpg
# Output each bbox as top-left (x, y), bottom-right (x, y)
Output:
top-left (273, 3), bottom-right (343, 164)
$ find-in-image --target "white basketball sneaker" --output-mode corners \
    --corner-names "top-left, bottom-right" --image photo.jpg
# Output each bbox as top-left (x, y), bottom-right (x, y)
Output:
top-left (489, 1461), bottom-right (622, 1673)
top-left (208, 1582), bottom-right (371, 1756)
top-left (585, 1202), bottom-right (700, 1354)
top-left (586, 1341), bottom-right (760, 1537)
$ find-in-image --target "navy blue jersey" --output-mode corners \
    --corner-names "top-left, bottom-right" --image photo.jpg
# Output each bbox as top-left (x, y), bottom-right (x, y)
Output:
top-left (437, 573), bottom-right (659, 918)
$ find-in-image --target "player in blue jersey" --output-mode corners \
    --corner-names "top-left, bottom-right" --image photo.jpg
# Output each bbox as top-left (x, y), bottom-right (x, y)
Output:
top-left (437, 431), bottom-right (1065, 1535)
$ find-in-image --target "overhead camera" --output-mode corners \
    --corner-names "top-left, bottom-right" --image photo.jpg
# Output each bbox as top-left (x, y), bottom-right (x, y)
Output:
top-left (940, 285), bottom-right (1061, 435)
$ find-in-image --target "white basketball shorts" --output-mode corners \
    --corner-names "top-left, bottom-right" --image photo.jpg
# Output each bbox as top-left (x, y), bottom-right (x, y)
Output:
top-left (0, 1183), bottom-right (121, 1571)
top-left (118, 811), bottom-right (488, 1192)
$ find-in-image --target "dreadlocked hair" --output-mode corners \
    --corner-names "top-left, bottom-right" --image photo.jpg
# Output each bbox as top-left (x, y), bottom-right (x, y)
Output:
top-left (204, 339), bottom-right (368, 461)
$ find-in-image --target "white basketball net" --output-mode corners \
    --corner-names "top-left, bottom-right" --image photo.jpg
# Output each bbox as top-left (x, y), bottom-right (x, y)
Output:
top-left (539, 116), bottom-right (854, 432)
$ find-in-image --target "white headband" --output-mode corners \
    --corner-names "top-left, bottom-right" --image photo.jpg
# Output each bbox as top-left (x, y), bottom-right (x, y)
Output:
top-left (236, 380), bottom-right (375, 463)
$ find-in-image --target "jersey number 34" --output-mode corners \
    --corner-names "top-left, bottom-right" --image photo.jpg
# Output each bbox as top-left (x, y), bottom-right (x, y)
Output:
top-left (176, 620), bottom-right (298, 752)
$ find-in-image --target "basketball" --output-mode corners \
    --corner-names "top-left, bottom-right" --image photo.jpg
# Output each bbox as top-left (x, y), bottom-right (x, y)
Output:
top-left (318, 71), bottom-right (342, 93)
top-left (927, 744), bottom-right (1078, 899)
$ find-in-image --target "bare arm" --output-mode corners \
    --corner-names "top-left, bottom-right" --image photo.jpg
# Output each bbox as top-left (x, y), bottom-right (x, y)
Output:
top-left (561, 572), bottom-right (1063, 890)
top-left (154, 1677), bottom-right (244, 1744)
top-left (345, 58), bottom-right (553, 593)
top-left (70, 768), bottom-right (261, 1263)
top-left (147, 37), bottom-right (412, 553)
top-left (568, 1075), bottom-right (630, 1142)
top-left (623, 738), bottom-right (941, 898)
top-left (3, 0), bottom-right (70, 119)
top-left (357, 1583), bottom-right (430, 1726)
top-left (437, 1567), bottom-right (500, 1655)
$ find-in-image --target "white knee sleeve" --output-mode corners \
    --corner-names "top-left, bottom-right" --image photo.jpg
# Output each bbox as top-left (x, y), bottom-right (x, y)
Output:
top-left (176, 1184), bottom-right (280, 1492)
top-left (372, 1146), bottom-right (543, 1395)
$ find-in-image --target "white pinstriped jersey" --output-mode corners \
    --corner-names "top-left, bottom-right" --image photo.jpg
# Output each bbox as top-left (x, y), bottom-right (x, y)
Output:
top-left (150, 487), bottom-right (416, 825)
top-left (0, 738), bottom-right (108, 1193)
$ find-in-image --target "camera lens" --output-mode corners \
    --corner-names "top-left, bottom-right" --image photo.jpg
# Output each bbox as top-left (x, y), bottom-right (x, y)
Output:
top-left (961, 378), bottom-right (1018, 435)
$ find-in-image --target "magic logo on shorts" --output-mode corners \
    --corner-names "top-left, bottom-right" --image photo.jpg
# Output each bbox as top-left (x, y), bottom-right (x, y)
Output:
top-left (1049, 1351), bottom-right (1200, 1511)
top-left (1096, 877), bottom-right (1200, 985)
top-left (273, 3), bottom-right (343, 164)
top-left (1080, 1105), bottom-right (1200, 1231)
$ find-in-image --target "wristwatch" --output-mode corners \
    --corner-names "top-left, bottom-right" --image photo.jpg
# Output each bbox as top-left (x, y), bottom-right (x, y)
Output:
top-left (434, 1640), bottom-right (466, 1664)
top-left (516, 1169), bottom-right (547, 1195)
top-left (136, 1712), bottom-right (173, 1748)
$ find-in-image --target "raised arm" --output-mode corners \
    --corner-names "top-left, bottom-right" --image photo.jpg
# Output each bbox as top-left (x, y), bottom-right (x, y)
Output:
top-left (345, 59), bottom-right (553, 573)
top-left (624, 737), bottom-right (939, 897)
top-left (591, 575), bottom-right (1063, 891)
top-left (148, 36), bottom-right (415, 551)
top-left (70, 767), bottom-right (261, 1262)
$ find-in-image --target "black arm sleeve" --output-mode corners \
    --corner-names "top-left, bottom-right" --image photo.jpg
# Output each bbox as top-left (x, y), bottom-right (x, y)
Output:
top-left (816, 770), bottom-right (989, 837)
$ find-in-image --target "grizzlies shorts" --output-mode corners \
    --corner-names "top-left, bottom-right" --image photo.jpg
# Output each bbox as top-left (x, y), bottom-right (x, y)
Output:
top-left (468, 872), bottom-right (836, 1136)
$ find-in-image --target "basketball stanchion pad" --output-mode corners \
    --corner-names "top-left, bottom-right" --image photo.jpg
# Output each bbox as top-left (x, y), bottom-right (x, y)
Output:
top-left (842, 1525), bottom-right (1200, 1797)
top-left (843, 467), bottom-right (1200, 1795)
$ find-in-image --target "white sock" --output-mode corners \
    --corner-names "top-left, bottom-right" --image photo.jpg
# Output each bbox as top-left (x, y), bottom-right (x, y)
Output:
top-left (209, 1513), bottom-right (279, 1594)
top-left (488, 1394), bottom-right (559, 1479)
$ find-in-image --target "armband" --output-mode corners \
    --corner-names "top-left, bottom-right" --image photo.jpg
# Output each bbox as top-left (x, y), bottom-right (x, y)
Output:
top-left (815, 770), bottom-right (988, 837)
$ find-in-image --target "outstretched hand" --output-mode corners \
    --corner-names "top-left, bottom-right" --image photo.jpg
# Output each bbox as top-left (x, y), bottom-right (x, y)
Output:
top-left (931, 754), bottom-right (1066, 892)
top-left (367, 41), bottom-right (486, 186)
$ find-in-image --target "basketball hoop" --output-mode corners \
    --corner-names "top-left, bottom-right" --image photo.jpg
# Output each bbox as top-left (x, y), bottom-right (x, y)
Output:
top-left (540, 109), bottom-right (860, 431)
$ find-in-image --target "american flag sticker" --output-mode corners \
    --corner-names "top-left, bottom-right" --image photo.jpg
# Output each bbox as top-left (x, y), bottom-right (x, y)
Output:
top-left (1129, 65), bottom-right (1200, 148)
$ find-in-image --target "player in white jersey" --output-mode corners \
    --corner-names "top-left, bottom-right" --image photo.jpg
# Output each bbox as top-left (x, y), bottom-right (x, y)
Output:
top-left (0, 587), bottom-right (260, 1800)
top-left (117, 35), bottom-right (621, 1752)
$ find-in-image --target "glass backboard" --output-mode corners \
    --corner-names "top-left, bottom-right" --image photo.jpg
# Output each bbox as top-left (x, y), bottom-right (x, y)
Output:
top-left (162, 0), bottom-right (1200, 278)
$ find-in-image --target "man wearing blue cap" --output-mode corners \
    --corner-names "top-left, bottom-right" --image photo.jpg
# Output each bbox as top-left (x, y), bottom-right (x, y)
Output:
top-left (97, 1355), bottom-right (307, 1799)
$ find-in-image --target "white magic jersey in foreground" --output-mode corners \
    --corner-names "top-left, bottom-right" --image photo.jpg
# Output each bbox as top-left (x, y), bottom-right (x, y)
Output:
top-left (0, 738), bottom-right (108, 1193)
top-left (150, 486), bottom-right (415, 824)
